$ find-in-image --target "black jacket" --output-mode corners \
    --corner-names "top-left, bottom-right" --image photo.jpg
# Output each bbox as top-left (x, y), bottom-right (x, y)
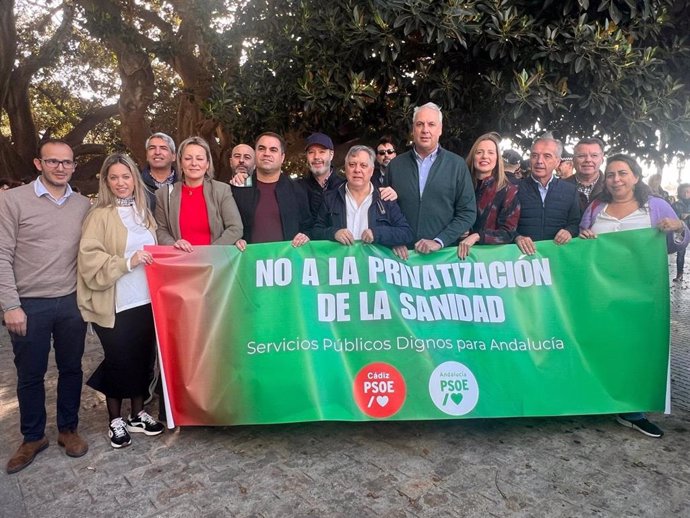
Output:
top-left (232, 174), bottom-right (313, 242)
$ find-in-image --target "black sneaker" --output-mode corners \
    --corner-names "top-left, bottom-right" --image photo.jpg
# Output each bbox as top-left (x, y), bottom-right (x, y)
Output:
top-left (616, 416), bottom-right (664, 438)
top-left (127, 411), bottom-right (165, 436)
top-left (109, 417), bottom-right (132, 448)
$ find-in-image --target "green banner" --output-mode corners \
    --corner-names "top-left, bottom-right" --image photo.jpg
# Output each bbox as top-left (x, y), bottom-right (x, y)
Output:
top-left (146, 228), bottom-right (671, 426)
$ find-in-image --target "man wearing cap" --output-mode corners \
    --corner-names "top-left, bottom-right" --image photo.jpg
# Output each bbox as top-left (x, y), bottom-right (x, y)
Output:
top-left (557, 150), bottom-right (574, 179)
top-left (232, 132), bottom-right (313, 248)
top-left (387, 102), bottom-right (476, 259)
top-left (300, 132), bottom-right (345, 218)
top-left (373, 136), bottom-right (397, 187)
top-left (565, 137), bottom-right (606, 211)
top-left (502, 149), bottom-right (523, 185)
top-left (142, 132), bottom-right (177, 211)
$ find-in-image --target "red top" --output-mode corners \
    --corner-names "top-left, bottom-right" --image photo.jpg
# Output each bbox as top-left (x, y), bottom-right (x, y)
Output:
top-left (180, 184), bottom-right (212, 245)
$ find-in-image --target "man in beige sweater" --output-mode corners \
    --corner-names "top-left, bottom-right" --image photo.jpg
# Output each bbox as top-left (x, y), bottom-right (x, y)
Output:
top-left (0, 139), bottom-right (91, 474)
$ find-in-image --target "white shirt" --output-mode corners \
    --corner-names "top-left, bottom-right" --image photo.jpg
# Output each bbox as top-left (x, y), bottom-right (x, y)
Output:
top-left (591, 205), bottom-right (652, 234)
top-left (345, 184), bottom-right (374, 240)
top-left (34, 178), bottom-right (75, 206)
top-left (115, 207), bottom-right (156, 312)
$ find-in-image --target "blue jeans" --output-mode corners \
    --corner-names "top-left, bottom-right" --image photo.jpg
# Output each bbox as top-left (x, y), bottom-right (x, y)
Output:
top-left (10, 293), bottom-right (86, 442)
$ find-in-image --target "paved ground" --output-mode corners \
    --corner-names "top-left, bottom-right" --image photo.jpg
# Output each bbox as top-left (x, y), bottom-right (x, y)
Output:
top-left (1, 263), bottom-right (690, 517)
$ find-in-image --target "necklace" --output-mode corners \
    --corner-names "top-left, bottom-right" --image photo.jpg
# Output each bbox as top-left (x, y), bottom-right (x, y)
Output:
top-left (116, 196), bottom-right (135, 207)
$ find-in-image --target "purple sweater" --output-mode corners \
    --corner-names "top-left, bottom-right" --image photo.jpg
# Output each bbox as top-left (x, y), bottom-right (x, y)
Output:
top-left (580, 196), bottom-right (690, 253)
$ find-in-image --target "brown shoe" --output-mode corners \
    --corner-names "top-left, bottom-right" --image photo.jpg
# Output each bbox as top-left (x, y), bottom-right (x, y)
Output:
top-left (6, 437), bottom-right (49, 474)
top-left (57, 430), bottom-right (88, 458)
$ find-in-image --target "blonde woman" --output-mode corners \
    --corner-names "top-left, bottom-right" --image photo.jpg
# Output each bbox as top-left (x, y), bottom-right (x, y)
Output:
top-left (78, 153), bottom-right (164, 449)
top-left (155, 136), bottom-right (243, 251)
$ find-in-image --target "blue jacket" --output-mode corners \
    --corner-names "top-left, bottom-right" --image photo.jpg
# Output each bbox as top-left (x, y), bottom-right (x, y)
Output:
top-left (312, 183), bottom-right (414, 247)
top-left (517, 176), bottom-right (581, 241)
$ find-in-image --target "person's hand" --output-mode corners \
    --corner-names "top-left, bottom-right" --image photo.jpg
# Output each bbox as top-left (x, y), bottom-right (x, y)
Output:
top-left (378, 187), bottom-right (397, 201)
top-left (291, 232), bottom-right (310, 247)
top-left (4, 307), bottom-right (27, 336)
top-left (361, 229), bottom-right (374, 244)
top-left (515, 235), bottom-right (536, 255)
top-left (579, 229), bottom-right (597, 239)
top-left (130, 249), bottom-right (154, 268)
top-left (173, 239), bottom-right (193, 253)
top-left (658, 217), bottom-right (684, 234)
top-left (393, 245), bottom-right (409, 260)
top-left (235, 239), bottom-right (247, 252)
top-left (334, 229), bottom-right (354, 245)
top-left (229, 173), bottom-right (248, 186)
top-left (415, 238), bottom-right (441, 254)
top-left (553, 229), bottom-right (572, 245)
top-left (457, 233), bottom-right (480, 259)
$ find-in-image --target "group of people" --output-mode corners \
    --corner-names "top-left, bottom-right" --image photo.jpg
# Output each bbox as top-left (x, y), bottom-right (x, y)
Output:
top-left (1, 101), bottom-right (687, 475)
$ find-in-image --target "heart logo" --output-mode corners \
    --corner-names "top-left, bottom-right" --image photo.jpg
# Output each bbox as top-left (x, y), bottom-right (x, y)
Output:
top-left (450, 392), bottom-right (463, 405)
top-left (376, 395), bottom-right (389, 407)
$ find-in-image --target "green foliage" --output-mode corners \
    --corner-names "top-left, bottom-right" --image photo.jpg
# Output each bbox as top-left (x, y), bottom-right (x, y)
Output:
top-left (220, 0), bottom-right (690, 162)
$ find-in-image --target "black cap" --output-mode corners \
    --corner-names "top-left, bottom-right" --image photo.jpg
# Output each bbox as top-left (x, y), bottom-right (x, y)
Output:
top-left (560, 150), bottom-right (573, 162)
top-left (502, 149), bottom-right (522, 165)
top-left (305, 133), bottom-right (334, 151)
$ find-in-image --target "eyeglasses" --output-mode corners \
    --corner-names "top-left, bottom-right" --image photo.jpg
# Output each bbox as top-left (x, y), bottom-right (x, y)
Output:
top-left (377, 150), bottom-right (396, 156)
top-left (40, 158), bottom-right (76, 169)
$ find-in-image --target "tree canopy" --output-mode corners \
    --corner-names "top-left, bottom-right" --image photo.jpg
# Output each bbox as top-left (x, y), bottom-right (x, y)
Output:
top-left (1, 0), bottom-right (689, 185)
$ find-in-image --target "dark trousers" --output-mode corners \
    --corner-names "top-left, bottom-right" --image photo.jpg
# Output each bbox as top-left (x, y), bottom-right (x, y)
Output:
top-left (677, 247), bottom-right (686, 276)
top-left (11, 293), bottom-right (86, 442)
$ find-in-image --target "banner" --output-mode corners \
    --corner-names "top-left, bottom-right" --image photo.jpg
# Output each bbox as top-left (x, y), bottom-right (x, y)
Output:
top-left (146, 229), bottom-right (671, 427)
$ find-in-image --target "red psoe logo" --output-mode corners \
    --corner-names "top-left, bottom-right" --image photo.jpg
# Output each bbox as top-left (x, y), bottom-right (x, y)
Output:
top-left (353, 362), bottom-right (406, 418)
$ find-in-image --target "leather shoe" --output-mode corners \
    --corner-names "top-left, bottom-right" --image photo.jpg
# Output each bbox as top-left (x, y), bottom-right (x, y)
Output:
top-left (6, 437), bottom-right (49, 474)
top-left (57, 430), bottom-right (88, 458)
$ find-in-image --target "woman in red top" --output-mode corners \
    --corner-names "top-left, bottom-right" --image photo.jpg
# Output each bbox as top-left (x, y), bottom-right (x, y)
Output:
top-left (155, 137), bottom-right (243, 250)
top-left (457, 132), bottom-right (521, 259)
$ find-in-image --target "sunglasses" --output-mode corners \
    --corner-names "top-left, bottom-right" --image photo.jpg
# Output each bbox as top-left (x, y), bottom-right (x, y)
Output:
top-left (377, 150), bottom-right (396, 156)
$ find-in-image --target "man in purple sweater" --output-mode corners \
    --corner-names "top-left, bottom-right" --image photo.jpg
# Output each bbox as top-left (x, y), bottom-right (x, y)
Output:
top-left (0, 139), bottom-right (91, 474)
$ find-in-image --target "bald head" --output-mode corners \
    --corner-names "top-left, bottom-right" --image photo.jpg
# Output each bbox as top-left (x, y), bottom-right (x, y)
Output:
top-left (230, 144), bottom-right (255, 177)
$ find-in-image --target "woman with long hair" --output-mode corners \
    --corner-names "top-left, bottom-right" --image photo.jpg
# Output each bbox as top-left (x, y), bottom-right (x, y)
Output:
top-left (457, 133), bottom-right (520, 259)
top-left (580, 153), bottom-right (689, 438)
top-left (78, 153), bottom-right (164, 448)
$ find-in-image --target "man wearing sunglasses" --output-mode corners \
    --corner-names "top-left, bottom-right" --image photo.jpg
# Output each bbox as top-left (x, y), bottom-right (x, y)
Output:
top-left (373, 136), bottom-right (397, 187)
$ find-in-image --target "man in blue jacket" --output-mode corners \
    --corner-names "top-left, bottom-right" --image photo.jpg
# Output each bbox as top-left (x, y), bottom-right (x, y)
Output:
top-left (387, 102), bottom-right (476, 259)
top-left (515, 135), bottom-right (581, 255)
top-left (313, 145), bottom-right (413, 248)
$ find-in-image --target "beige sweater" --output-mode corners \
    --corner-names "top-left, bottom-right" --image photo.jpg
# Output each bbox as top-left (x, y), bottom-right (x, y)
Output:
top-left (0, 183), bottom-right (90, 310)
top-left (77, 206), bottom-right (156, 328)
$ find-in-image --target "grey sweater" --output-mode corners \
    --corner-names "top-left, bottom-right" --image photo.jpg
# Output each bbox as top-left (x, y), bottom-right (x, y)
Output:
top-left (0, 183), bottom-right (90, 310)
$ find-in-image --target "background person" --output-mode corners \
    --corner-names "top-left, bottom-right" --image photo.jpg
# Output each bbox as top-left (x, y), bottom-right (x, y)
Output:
top-left (155, 136), bottom-right (243, 252)
top-left (457, 133), bottom-right (520, 259)
top-left (673, 183), bottom-right (690, 282)
top-left (580, 153), bottom-right (689, 438)
top-left (78, 153), bottom-right (164, 449)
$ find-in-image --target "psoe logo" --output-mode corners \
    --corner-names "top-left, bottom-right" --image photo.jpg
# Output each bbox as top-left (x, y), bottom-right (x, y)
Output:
top-left (428, 361), bottom-right (479, 416)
